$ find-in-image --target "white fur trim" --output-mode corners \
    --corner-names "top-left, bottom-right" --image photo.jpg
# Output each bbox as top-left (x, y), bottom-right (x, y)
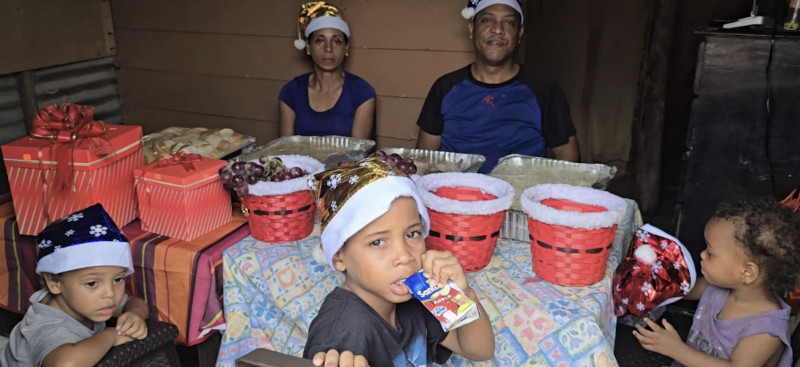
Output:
top-left (36, 241), bottom-right (133, 275)
top-left (305, 16), bottom-right (351, 38)
top-left (461, 7), bottom-right (476, 19)
top-left (294, 39), bottom-right (307, 50)
top-left (321, 175), bottom-right (430, 270)
top-left (520, 184), bottom-right (626, 230)
top-left (248, 155), bottom-right (324, 196)
top-left (415, 172), bottom-right (514, 215)
top-left (634, 245), bottom-right (657, 265)
top-left (472, 0), bottom-right (524, 24)
top-left (641, 223), bottom-right (697, 303)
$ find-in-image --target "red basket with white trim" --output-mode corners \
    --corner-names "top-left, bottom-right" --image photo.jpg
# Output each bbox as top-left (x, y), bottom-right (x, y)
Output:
top-left (521, 184), bottom-right (627, 286)
top-left (241, 155), bottom-right (323, 243)
top-left (416, 173), bottom-right (514, 272)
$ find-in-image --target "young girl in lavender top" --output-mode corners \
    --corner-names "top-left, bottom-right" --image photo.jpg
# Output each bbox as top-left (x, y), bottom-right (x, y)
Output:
top-left (633, 198), bottom-right (800, 367)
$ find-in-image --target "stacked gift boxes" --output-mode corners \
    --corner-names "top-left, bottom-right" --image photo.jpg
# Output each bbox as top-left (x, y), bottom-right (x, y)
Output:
top-left (2, 104), bottom-right (237, 240)
top-left (2, 124), bottom-right (143, 235)
top-left (134, 155), bottom-right (232, 241)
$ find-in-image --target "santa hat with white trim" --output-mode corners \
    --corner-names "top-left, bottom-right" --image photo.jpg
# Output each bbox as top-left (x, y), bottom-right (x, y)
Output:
top-left (36, 203), bottom-right (133, 275)
top-left (462, 0), bottom-right (524, 24)
top-left (307, 157), bottom-right (430, 270)
top-left (293, 1), bottom-right (351, 50)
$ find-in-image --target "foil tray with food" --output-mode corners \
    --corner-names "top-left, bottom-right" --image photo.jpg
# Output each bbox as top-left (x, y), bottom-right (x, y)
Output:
top-left (380, 148), bottom-right (485, 175)
top-left (238, 135), bottom-right (376, 169)
top-left (142, 127), bottom-right (255, 164)
top-left (489, 154), bottom-right (617, 211)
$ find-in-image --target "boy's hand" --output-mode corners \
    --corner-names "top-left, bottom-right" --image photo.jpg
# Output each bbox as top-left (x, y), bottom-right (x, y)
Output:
top-left (116, 311), bottom-right (148, 340)
top-left (312, 349), bottom-right (369, 367)
top-left (632, 317), bottom-right (683, 358)
top-left (112, 329), bottom-right (135, 346)
top-left (421, 250), bottom-right (469, 293)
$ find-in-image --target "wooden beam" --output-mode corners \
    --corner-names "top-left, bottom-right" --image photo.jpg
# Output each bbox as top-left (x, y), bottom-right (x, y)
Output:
top-left (633, 0), bottom-right (678, 214)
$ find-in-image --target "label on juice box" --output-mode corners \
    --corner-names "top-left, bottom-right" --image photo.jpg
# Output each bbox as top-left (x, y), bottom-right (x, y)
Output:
top-left (403, 270), bottom-right (480, 332)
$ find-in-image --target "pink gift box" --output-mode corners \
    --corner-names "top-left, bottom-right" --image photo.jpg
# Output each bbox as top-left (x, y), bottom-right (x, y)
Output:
top-left (2, 125), bottom-right (143, 235)
top-left (134, 156), bottom-right (232, 241)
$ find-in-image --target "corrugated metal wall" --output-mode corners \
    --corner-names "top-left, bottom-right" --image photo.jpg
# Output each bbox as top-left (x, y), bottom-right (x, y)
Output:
top-left (0, 76), bottom-right (26, 145)
top-left (34, 57), bottom-right (122, 124)
top-left (0, 56), bottom-right (123, 194)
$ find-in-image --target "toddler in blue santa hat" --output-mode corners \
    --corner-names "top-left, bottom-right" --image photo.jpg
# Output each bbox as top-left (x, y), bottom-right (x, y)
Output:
top-left (1, 203), bottom-right (149, 367)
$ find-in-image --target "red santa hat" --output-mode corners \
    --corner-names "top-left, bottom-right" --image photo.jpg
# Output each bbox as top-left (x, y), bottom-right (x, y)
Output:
top-left (612, 224), bottom-right (697, 317)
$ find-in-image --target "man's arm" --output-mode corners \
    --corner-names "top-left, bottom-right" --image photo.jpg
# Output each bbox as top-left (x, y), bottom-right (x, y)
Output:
top-left (548, 135), bottom-right (579, 162)
top-left (416, 130), bottom-right (442, 151)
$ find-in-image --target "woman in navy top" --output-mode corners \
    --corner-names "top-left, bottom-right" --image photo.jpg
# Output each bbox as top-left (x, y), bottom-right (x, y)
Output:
top-left (279, 2), bottom-right (376, 139)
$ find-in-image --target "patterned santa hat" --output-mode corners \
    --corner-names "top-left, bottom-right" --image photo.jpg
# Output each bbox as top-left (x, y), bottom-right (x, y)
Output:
top-left (294, 1), bottom-right (351, 50)
top-left (307, 157), bottom-right (430, 270)
top-left (612, 224), bottom-right (696, 317)
top-left (462, 0), bottom-right (524, 25)
top-left (36, 203), bottom-right (133, 275)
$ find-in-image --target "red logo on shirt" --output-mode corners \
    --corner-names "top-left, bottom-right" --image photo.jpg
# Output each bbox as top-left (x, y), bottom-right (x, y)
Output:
top-left (482, 95), bottom-right (495, 107)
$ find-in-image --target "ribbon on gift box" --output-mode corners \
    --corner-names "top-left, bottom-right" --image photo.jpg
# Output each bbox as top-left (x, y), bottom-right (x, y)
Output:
top-left (154, 151), bottom-right (202, 171)
top-left (135, 152), bottom-right (203, 229)
top-left (29, 103), bottom-right (114, 192)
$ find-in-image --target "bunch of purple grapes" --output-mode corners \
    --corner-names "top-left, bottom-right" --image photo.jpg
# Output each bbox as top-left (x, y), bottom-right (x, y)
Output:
top-left (371, 150), bottom-right (417, 175)
top-left (219, 156), bottom-right (308, 198)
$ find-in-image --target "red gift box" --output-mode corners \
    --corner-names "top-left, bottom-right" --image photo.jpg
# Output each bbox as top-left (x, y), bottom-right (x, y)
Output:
top-left (134, 155), bottom-right (232, 241)
top-left (2, 124), bottom-right (143, 235)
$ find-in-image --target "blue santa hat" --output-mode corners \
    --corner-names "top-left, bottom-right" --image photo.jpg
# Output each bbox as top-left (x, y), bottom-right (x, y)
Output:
top-left (462, 0), bottom-right (524, 25)
top-left (36, 203), bottom-right (133, 275)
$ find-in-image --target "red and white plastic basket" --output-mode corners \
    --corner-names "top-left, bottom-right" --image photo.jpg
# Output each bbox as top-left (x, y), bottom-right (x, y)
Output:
top-left (521, 183), bottom-right (627, 286)
top-left (242, 155), bottom-right (324, 243)
top-left (415, 172), bottom-right (514, 272)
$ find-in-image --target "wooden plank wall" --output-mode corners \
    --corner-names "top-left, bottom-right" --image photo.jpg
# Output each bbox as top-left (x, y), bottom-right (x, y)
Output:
top-left (112, 0), bottom-right (474, 147)
top-left (0, 0), bottom-right (115, 75)
top-left (525, 0), bottom-right (651, 173)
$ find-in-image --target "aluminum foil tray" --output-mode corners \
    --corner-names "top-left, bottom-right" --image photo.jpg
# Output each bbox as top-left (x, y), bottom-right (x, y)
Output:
top-left (142, 127), bottom-right (255, 164)
top-left (500, 209), bottom-right (529, 242)
top-left (380, 148), bottom-right (485, 175)
top-left (238, 136), bottom-right (376, 168)
top-left (489, 154), bottom-right (617, 211)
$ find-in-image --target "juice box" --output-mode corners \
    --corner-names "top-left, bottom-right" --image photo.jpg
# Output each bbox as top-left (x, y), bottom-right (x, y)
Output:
top-left (404, 270), bottom-right (480, 331)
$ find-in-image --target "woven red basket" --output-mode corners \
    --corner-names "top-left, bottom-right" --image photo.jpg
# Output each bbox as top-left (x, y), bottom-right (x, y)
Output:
top-left (521, 184), bottom-right (626, 286)
top-left (425, 186), bottom-right (506, 272)
top-left (416, 172), bottom-right (514, 273)
top-left (241, 189), bottom-right (315, 243)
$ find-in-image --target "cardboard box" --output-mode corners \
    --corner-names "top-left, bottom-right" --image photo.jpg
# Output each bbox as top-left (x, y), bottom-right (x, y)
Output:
top-left (2, 125), bottom-right (143, 235)
top-left (134, 156), bottom-right (232, 241)
top-left (236, 349), bottom-right (315, 367)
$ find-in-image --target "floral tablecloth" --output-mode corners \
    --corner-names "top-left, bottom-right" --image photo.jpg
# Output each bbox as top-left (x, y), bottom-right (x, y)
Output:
top-left (217, 200), bottom-right (641, 367)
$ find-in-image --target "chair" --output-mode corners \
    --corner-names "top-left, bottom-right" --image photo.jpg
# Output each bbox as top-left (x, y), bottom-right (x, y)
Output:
top-left (614, 304), bottom-right (695, 367)
top-left (792, 318), bottom-right (799, 367)
top-left (236, 348), bottom-right (316, 367)
top-left (95, 318), bottom-right (181, 367)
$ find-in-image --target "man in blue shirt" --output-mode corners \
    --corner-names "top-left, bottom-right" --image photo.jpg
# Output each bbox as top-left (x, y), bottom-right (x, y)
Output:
top-left (416, 0), bottom-right (580, 173)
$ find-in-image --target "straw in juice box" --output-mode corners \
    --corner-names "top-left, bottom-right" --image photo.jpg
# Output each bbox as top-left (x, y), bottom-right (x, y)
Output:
top-left (403, 270), bottom-right (480, 331)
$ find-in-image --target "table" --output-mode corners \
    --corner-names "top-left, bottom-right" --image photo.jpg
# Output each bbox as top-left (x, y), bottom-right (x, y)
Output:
top-left (0, 195), bottom-right (251, 346)
top-left (217, 200), bottom-right (641, 367)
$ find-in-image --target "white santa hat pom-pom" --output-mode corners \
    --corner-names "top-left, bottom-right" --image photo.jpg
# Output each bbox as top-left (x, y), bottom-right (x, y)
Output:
top-left (634, 245), bottom-right (657, 265)
top-left (461, 7), bottom-right (475, 19)
top-left (294, 39), bottom-right (306, 50)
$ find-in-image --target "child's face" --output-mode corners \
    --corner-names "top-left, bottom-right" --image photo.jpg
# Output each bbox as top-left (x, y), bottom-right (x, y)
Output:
top-left (333, 197), bottom-right (426, 311)
top-left (700, 218), bottom-right (750, 288)
top-left (45, 266), bottom-right (127, 328)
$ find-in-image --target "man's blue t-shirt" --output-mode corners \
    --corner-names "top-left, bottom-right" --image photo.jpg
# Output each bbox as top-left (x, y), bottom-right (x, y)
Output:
top-left (279, 71), bottom-right (375, 137)
top-left (417, 65), bottom-right (576, 173)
